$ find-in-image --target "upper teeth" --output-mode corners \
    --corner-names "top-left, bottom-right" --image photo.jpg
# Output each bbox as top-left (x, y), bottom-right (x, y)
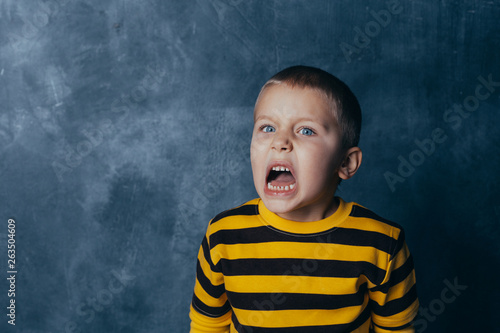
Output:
top-left (272, 166), bottom-right (290, 172)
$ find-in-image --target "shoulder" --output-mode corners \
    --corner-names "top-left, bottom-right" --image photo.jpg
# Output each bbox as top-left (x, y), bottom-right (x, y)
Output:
top-left (347, 201), bottom-right (405, 233)
top-left (205, 198), bottom-right (261, 236)
top-left (343, 200), bottom-right (407, 258)
top-left (209, 198), bottom-right (260, 225)
top-left (205, 198), bottom-right (261, 246)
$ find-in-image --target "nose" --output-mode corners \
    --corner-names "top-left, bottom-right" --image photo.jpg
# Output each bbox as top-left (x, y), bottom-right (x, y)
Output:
top-left (272, 132), bottom-right (292, 152)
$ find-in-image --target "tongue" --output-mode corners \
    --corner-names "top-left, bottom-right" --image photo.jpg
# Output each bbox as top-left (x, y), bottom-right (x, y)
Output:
top-left (270, 172), bottom-right (295, 186)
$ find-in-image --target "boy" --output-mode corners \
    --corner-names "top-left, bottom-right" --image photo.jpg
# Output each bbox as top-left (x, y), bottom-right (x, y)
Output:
top-left (189, 66), bottom-right (418, 332)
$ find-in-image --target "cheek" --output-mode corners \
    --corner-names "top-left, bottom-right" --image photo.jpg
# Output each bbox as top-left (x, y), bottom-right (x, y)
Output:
top-left (250, 145), bottom-right (262, 178)
top-left (250, 136), bottom-right (268, 162)
top-left (250, 134), bottom-right (267, 148)
top-left (298, 145), bottom-right (339, 179)
top-left (250, 143), bottom-right (258, 165)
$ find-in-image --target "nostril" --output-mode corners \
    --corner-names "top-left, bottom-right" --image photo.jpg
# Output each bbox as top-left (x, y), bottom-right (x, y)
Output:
top-left (271, 136), bottom-right (292, 151)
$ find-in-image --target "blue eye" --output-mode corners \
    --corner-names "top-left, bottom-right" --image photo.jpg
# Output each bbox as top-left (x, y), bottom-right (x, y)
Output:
top-left (299, 128), bottom-right (314, 136)
top-left (262, 125), bottom-right (275, 133)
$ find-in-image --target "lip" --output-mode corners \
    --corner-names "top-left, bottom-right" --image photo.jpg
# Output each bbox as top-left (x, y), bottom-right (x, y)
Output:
top-left (263, 160), bottom-right (297, 196)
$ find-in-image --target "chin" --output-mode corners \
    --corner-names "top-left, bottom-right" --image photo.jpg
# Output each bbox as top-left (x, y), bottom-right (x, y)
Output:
top-left (260, 196), bottom-right (297, 215)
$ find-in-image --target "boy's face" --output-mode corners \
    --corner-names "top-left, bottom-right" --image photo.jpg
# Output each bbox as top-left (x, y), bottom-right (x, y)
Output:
top-left (250, 84), bottom-right (345, 222)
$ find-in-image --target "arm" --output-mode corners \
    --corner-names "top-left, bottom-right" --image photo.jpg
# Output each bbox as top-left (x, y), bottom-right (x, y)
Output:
top-left (369, 229), bottom-right (419, 332)
top-left (371, 325), bottom-right (415, 333)
top-left (190, 232), bottom-right (232, 333)
top-left (190, 304), bottom-right (231, 333)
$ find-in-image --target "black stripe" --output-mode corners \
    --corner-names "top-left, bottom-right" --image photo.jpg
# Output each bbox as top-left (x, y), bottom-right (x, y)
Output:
top-left (210, 204), bottom-right (258, 225)
top-left (227, 283), bottom-right (367, 311)
top-left (370, 255), bottom-right (415, 293)
top-left (350, 205), bottom-right (403, 230)
top-left (232, 312), bottom-right (245, 332)
top-left (231, 303), bottom-right (371, 332)
top-left (390, 229), bottom-right (405, 260)
top-left (370, 284), bottom-right (418, 317)
top-left (201, 236), bottom-right (220, 273)
top-left (373, 321), bottom-right (414, 331)
top-left (210, 226), bottom-right (397, 255)
top-left (196, 259), bottom-right (226, 299)
top-left (191, 294), bottom-right (231, 317)
top-left (351, 205), bottom-right (406, 261)
top-left (331, 228), bottom-right (395, 254)
top-left (219, 258), bottom-right (387, 285)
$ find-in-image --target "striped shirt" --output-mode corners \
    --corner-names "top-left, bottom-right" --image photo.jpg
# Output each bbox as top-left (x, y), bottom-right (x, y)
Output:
top-left (190, 197), bottom-right (419, 332)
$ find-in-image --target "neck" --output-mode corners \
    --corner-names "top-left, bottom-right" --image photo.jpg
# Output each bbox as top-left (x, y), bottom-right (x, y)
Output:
top-left (277, 196), bottom-right (339, 222)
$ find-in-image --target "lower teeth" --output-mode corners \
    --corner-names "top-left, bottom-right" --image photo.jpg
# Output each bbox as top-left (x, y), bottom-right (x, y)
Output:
top-left (268, 183), bottom-right (295, 191)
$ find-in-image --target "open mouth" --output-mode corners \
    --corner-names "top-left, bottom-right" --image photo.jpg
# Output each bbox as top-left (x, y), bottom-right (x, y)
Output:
top-left (266, 165), bottom-right (296, 192)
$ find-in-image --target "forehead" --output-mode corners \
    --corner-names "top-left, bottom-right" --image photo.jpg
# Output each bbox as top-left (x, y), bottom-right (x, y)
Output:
top-left (254, 84), bottom-right (337, 124)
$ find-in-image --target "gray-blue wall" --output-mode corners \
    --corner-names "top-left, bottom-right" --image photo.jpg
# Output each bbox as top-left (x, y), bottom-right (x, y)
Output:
top-left (1, 0), bottom-right (499, 332)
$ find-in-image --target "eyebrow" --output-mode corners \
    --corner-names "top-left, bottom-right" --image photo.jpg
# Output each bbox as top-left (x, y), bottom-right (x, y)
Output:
top-left (254, 114), bottom-right (275, 122)
top-left (254, 114), bottom-right (333, 131)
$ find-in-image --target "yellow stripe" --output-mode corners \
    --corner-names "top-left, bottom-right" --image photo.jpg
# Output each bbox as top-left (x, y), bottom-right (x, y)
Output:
top-left (190, 304), bottom-right (232, 331)
top-left (372, 298), bottom-right (419, 327)
top-left (209, 214), bottom-right (264, 233)
top-left (233, 303), bottom-right (368, 327)
top-left (345, 215), bottom-right (400, 239)
top-left (198, 248), bottom-right (224, 285)
top-left (225, 275), bottom-right (369, 295)
top-left (390, 243), bottom-right (411, 270)
top-left (209, 200), bottom-right (400, 238)
top-left (369, 271), bottom-right (416, 305)
top-left (258, 198), bottom-right (353, 234)
top-left (193, 279), bottom-right (228, 308)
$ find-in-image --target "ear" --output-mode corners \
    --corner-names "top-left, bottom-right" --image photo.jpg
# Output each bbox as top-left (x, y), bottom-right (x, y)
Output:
top-left (338, 147), bottom-right (362, 180)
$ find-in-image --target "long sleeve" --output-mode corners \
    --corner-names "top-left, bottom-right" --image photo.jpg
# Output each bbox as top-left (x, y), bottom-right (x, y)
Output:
top-left (369, 228), bottom-right (419, 332)
top-left (190, 232), bottom-right (232, 332)
top-left (189, 304), bottom-right (231, 333)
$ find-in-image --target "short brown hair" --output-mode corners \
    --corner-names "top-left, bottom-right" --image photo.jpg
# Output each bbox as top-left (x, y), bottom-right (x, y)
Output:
top-left (258, 65), bottom-right (362, 150)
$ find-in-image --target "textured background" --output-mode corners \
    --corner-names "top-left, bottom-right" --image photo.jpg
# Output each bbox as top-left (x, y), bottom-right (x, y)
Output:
top-left (0, 0), bottom-right (499, 332)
